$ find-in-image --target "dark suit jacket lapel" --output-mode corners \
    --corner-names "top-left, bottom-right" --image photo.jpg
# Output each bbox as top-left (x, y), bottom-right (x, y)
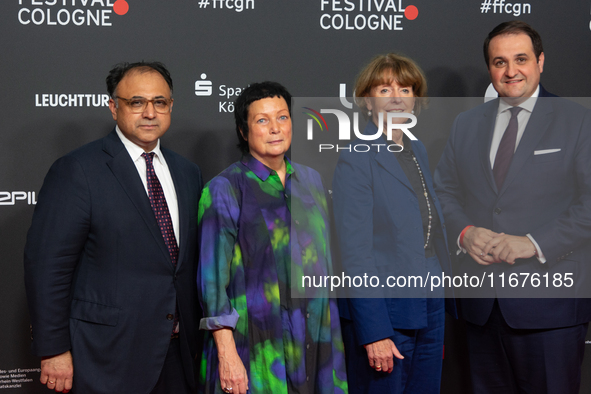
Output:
top-left (374, 150), bottom-right (414, 192)
top-left (103, 129), bottom-right (172, 266)
top-left (478, 101), bottom-right (500, 194)
top-left (163, 149), bottom-right (189, 273)
top-left (366, 128), bottom-right (414, 193)
top-left (499, 97), bottom-right (553, 196)
top-left (539, 85), bottom-right (557, 98)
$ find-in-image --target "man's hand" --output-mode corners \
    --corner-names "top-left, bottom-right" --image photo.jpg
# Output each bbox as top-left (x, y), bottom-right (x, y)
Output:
top-left (363, 338), bottom-right (404, 373)
top-left (463, 227), bottom-right (502, 265)
top-left (40, 350), bottom-right (73, 393)
top-left (481, 234), bottom-right (537, 264)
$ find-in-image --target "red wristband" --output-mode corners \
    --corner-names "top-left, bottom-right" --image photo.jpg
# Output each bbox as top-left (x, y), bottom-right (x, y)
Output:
top-left (459, 225), bottom-right (474, 248)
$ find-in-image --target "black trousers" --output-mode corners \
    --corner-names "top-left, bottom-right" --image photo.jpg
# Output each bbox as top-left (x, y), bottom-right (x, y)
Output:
top-left (466, 299), bottom-right (588, 394)
top-left (150, 338), bottom-right (194, 394)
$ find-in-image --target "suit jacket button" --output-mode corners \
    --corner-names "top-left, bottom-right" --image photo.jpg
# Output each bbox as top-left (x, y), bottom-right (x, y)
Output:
top-left (494, 208), bottom-right (502, 214)
top-left (166, 314), bottom-right (174, 321)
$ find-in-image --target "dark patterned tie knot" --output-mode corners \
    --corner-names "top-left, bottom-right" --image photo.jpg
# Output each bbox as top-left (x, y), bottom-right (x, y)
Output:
top-left (509, 106), bottom-right (523, 118)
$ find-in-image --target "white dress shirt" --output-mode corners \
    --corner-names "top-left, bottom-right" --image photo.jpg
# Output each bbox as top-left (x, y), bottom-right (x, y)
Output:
top-left (115, 126), bottom-right (180, 246)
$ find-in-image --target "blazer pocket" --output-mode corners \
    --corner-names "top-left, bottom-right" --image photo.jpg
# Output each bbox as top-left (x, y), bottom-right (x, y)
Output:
top-left (532, 149), bottom-right (564, 163)
top-left (70, 299), bottom-right (120, 326)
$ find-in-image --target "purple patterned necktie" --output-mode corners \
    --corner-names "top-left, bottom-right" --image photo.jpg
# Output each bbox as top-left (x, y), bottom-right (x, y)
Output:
top-left (142, 152), bottom-right (179, 265)
top-left (493, 106), bottom-right (522, 189)
top-left (142, 152), bottom-right (180, 334)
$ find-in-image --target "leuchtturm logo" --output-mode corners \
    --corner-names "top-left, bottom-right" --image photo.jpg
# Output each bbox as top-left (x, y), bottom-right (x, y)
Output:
top-left (303, 105), bottom-right (418, 153)
top-left (35, 93), bottom-right (110, 107)
top-left (18, 0), bottom-right (130, 27)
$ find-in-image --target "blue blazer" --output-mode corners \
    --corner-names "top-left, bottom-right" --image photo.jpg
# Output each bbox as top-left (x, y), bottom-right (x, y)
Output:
top-left (24, 129), bottom-right (203, 393)
top-left (434, 86), bottom-right (591, 328)
top-left (333, 121), bottom-right (456, 346)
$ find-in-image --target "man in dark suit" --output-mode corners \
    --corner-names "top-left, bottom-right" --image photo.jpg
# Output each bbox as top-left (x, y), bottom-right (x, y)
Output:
top-left (24, 62), bottom-right (202, 393)
top-left (435, 21), bottom-right (591, 393)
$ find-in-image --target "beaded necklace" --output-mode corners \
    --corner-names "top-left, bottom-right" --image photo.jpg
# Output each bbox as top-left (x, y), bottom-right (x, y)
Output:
top-left (410, 152), bottom-right (432, 249)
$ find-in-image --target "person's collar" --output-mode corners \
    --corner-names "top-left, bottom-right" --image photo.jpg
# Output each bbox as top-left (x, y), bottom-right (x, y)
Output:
top-left (498, 85), bottom-right (539, 114)
top-left (241, 154), bottom-right (294, 181)
top-left (115, 125), bottom-right (164, 164)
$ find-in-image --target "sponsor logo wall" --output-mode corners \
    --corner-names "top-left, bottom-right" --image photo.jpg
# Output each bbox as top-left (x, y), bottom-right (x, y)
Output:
top-left (1, 0), bottom-right (591, 392)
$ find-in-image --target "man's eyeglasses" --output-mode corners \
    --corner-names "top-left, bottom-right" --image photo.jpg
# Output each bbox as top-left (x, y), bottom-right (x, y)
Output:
top-left (116, 96), bottom-right (172, 114)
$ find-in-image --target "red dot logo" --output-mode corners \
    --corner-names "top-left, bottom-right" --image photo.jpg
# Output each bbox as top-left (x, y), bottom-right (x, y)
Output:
top-left (404, 5), bottom-right (418, 20)
top-left (113, 0), bottom-right (129, 15)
